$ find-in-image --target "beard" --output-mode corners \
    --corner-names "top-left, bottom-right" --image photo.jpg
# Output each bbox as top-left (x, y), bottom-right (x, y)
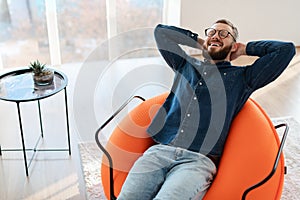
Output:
top-left (202, 44), bottom-right (233, 61)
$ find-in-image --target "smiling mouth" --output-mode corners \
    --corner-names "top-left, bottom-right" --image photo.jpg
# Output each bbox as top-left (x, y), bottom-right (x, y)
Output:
top-left (209, 43), bottom-right (222, 47)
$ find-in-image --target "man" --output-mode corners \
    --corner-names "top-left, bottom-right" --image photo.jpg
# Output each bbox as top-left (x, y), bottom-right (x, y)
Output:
top-left (117, 19), bottom-right (295, 200)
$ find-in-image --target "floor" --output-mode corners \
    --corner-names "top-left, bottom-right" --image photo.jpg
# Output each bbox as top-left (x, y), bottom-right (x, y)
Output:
top-left (0, 48), bottom-right (299, 199)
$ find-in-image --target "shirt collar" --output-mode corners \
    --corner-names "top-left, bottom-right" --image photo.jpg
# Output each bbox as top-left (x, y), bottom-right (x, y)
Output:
top-left (204, 59), bottom-right (232, 66)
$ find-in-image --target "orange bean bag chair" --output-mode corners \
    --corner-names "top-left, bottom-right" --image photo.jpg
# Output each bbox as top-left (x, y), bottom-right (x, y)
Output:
top-left (98, 93), bottom-right (286, 200)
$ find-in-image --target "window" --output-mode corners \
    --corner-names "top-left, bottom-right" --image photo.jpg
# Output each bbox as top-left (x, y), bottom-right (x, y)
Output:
top-left (0, 0), bottom-right (50, 69)
top-left (0, 0), bottom-right (179, 69)
top-left (116, 0), bottom-right (163, 33)
top-left (56, 0), bottom-right (107, 64)
top-left (112, 0), bottom-right (164, 59)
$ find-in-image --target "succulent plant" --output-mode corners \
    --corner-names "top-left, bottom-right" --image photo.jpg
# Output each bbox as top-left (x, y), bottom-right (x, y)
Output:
top-left (29, 60), bottom-right (50, 76)
top-left (29, 60), bottom-right (54, 85)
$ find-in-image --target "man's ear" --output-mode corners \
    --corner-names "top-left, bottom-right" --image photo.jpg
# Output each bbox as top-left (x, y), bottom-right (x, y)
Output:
top-left (231, 42), bottom-right (238, 53)
top-left (229, 42), bottom-right (240, 61)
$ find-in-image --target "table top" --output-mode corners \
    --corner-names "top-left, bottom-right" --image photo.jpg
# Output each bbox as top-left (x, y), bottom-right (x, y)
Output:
top-left (0, 68), bottom-right (68, 102)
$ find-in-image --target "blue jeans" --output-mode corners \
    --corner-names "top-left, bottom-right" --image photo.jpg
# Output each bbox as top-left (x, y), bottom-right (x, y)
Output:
top-left (117, 144), bottom-right (216, 200)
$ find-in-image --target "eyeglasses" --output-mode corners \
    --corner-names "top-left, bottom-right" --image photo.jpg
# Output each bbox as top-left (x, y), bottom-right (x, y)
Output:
top-left (205, 28), bottom-right (236, 42)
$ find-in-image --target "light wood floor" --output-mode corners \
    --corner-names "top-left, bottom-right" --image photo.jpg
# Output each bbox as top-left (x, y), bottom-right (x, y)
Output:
top-left (0, 48), bottom-right (299, 199)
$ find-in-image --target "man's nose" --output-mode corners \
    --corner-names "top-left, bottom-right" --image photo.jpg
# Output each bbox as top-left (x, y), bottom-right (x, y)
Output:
top-left (211, 31), bottom-right (220, 40)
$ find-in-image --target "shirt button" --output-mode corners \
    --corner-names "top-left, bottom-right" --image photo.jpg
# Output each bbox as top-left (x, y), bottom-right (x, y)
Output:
top-left (193, 96), bottom-right (197, 100)
top-left (180, 129), bottom-right (184, 133)
top-left (203, 72), bottom-right (207, 75)
top-left (187, 113), bottom-right (191, 117)
top-left (224, 72), bottom-right (227, 76)
top-left (199, 82), bottom-right (202, 85)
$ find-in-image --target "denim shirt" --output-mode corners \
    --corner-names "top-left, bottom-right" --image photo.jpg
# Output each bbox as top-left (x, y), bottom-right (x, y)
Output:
top-left (147, 24), bottom-right (295, 157)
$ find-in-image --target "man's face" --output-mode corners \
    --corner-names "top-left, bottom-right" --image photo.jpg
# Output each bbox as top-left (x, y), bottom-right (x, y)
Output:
top-left (203, 23), bottom-right (236, 61)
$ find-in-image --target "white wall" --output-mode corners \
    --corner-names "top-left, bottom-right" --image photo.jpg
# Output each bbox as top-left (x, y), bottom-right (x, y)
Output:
top-left (180, 0), bottom-right (300, 46)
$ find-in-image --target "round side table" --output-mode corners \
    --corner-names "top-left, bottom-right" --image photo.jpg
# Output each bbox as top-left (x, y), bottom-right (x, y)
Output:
top-left (0, 68), bottom-right (71, 176)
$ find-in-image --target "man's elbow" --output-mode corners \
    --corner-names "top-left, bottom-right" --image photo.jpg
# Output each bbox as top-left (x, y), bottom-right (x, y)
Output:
top-left (154, 24), bottom-right (164, 36)
top-left (285, 42), bottom-right (296, 58)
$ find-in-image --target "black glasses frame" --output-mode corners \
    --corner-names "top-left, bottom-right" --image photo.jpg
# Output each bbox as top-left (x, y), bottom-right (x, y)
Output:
top-left (205, 28), bottom-right (236, 42)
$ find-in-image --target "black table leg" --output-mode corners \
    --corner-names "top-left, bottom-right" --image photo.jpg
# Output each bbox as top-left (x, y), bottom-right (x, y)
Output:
top-left (37, 100), bottom-right (44, 138)
top-left (16, 102), bottom-right (29, 176)
top-left (64, 88), bottom-right (71, 155)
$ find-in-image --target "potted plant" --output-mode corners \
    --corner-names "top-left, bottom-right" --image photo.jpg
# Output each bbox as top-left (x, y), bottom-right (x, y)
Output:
top-left (29, 60), bottom-right (54, 86)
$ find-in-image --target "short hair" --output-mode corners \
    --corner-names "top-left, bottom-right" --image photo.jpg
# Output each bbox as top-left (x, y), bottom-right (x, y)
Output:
top-left (214, 19), bottom-right (239, 41)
